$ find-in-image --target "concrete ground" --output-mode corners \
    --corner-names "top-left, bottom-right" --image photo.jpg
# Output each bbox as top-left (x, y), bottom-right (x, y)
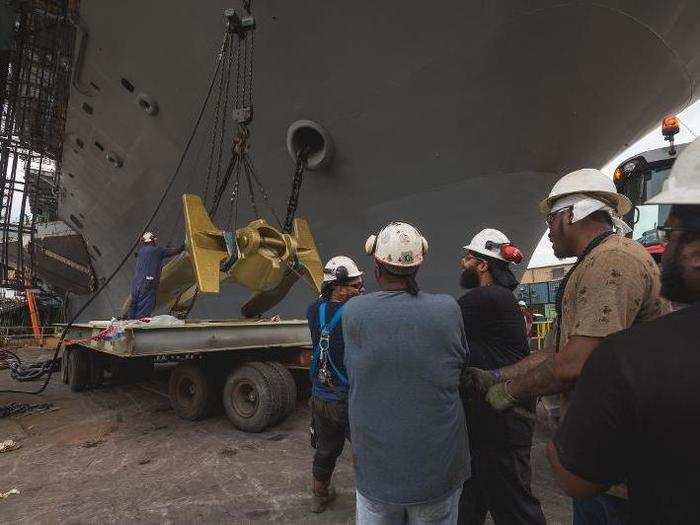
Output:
top-left (1, 348), bottom-right (571, 524)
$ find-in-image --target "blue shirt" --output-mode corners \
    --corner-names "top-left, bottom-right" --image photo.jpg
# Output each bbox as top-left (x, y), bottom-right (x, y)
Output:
top-left (131, 244), bottom-right (181, 292)
top-left (343, 291), bottom-right (470, 505)
top-left (307, 299), bottom-right (348, 402)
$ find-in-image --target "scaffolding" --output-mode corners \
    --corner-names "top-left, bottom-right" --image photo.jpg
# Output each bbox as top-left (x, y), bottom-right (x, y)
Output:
top-left (0, 0), bottom-right (76, 291)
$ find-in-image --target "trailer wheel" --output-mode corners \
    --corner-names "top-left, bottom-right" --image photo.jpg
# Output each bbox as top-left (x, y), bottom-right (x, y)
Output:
top-left (223, 364), bottom-right (278, 433)
top-left (68, 346), bottom-right (90, 392)
top-left (169, 362), bottom-right (213, 421)
top-left (246, 362), bottom-right (285, 424)
top-left (267, 361), bottom-right (298, 419)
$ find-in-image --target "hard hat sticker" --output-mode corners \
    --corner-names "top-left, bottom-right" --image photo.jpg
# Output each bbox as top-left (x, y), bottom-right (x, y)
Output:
top-left (398, 251), bottom-right (414, 264)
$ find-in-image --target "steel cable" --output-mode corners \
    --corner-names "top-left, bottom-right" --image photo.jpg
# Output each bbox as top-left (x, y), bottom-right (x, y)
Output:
top-left (0, 29), bottom-right (230, 395)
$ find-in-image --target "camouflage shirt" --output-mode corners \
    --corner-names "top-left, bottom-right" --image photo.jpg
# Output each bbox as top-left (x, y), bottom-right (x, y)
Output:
top-left (557, 234), bottom-right (670, 351)
top-left (555, 234), bottom-right (671, 500)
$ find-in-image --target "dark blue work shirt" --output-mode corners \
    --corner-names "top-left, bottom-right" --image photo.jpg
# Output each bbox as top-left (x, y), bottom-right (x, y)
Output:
top-left (307, 299), bottom-right (348, 402)
top-left (131, 244), bottom-right (181, 292)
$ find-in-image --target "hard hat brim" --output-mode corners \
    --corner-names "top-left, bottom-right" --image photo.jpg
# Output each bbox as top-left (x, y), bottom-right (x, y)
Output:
top-left (462, 243), bottom-right (507, 262)
top-left (322, 270), bottom-right (364, 283)
top-left (539, 190), bottom-right (632, 217)
top-left (647, 189), bottom-right (700, 205)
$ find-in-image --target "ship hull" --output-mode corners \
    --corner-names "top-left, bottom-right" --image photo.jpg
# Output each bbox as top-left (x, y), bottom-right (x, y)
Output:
top-left (59, 1), bottom-right (700, 319)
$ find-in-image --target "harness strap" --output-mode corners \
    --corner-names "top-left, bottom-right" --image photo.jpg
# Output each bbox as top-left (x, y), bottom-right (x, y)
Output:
top-left (319, 302), bottom-right (344, 335)
top-left (310, 302), bottom-right (347, 385)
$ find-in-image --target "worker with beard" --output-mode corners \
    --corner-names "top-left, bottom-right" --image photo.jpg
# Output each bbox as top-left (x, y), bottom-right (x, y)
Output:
top-left (307, 255), bottom-right (365, 513)
top-left (457, 229), bottom-right (545, 525)
top-left (468, 169), bottom-right (670, 524)
top-left (547, 139), bottom-right (700, 524)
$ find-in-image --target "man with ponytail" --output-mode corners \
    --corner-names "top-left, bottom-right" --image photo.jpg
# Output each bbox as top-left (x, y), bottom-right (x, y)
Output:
top-left (344, 221), bottom-right (470, 525)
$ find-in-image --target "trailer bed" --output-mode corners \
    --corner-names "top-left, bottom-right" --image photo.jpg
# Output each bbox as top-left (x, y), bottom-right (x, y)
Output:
top-left (61, 318), bottom-right (312, 358)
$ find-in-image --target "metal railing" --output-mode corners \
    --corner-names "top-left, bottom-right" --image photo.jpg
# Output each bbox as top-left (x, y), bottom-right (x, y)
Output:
top-left (530, 320), bottom-right (554, 351)
top-left (0, 325), bottom-right (57, 346)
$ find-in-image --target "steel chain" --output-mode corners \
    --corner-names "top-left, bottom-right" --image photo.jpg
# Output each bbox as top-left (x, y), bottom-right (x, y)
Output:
top-left (282, 149), bottom-right (309, 233)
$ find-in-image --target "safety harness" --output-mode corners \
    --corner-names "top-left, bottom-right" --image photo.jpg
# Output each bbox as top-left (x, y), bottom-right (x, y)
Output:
top-left (310, 301), bottom-right (348, 386)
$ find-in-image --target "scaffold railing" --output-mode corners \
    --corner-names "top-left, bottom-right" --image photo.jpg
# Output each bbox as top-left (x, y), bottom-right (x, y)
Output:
top-left (0, 0), bottom-right (76, 290)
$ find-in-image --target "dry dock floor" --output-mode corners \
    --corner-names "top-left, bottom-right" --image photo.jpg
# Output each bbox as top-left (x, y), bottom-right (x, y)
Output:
top-left (1, 348), bottom-right (572, 523)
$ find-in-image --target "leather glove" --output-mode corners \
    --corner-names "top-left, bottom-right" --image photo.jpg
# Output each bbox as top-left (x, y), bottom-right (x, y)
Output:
top-left (485, 381), bottom-right (518, 411)
top-left (461, 367), bottom-right (501, 397)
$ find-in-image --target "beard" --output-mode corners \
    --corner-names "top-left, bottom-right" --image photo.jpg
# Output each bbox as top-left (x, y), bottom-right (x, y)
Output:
top-left (661, 255), bottom-right (691, 304)
top-left (460, 268), bottom-right (480, 289)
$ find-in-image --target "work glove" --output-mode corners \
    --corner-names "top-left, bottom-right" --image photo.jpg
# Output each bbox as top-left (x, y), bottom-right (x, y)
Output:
top-left (485, 381), bottom-right (517, 411)
top-left (461, 367), bottom-right (501, 398)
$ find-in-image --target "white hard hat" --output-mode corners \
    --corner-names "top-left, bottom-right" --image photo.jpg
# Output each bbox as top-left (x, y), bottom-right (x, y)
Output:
top-left (365, 221), bottom-right (428, 272)
top-left (323, 255), bottom-right (363, 283)
top-left (539, 168), bottom-right (632, 217)
top-left (648, 139), bottom-right (700, 204)
top-left (463, 228), bottom-right (512, 262)
top-left (142, 231), bottom-right (157, 243)
top-left (518, 300), bottom-right (527, 306)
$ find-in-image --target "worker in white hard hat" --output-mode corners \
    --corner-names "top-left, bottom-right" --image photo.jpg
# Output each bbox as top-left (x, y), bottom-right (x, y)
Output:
top-left (467, 168), bottom-right (671, 523)
top-left (307, 255), bottom-right (364, 513)
top-left (457, 228), bottom-right (545, 525)
top-left (343, 221), bottom-right (469, 523)
top-left (547, 140), bottom-right (700, 524)
top-left (128, 231), bottom-right (184, 319)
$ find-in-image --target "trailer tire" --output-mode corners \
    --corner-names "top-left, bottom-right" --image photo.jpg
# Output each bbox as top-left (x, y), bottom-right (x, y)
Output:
top-left (246, 362), bottom-right (285, 424)
top-left (68, 346), bottom-right (90, 392)
top-left (267, 361), bottom-right (297, 419)
top-left (169, 362), bottom-right (214, 421)
top-left (223, 364), bottom-right (278, 433)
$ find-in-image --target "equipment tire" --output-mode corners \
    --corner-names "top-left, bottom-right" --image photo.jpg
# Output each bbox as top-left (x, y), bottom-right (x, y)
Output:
top-left (168, 362), bottom-right (213, 421)
top-left (267, 361), bottom-right (297, 419)
top-left (222, 363), bottom-right (278, 433)
top-left (68, 346), bottom-right (90, 392)
top-left (245, 362), bottom-right (285, 425)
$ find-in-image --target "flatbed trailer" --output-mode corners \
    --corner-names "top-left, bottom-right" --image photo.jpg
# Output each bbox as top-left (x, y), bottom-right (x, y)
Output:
top-left (60, 318), bottom-right (313, 433)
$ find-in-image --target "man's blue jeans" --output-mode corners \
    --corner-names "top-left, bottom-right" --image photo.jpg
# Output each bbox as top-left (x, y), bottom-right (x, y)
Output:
top-left (356, 486), bottom-right (462, 525)
top-left (573, 494), bottom-right (628, 525)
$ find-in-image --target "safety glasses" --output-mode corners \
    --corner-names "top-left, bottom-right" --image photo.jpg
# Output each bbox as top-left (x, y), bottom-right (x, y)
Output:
top-left (545, 206), bottom-right (572, 227)
top-left (343, 281), bottom-right (364, 290)
top-left (656, 226), bottom-right (700, 243)
top-left (462, 252), bottom-right (487, 264)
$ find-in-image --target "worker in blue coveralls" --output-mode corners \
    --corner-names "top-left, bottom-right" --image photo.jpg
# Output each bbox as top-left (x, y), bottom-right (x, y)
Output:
top-left (129, 231), bottom-right (184, 319)
top-left (307, 255), bottom-right (365, 514)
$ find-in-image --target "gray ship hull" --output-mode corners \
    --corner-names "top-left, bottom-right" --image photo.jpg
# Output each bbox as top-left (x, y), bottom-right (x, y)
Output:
top-left (59, 1), bottom-right (700, 319)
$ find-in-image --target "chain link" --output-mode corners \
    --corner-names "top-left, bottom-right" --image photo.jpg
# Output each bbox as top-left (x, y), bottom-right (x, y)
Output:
top-left (282, 149), bottom-right (309, 233)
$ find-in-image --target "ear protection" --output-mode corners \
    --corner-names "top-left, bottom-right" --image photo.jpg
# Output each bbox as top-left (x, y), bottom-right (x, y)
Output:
top-left (334, 265), bottom-right (349, 282)
top-left (323, 264), bottom-right (350, 282)
top-left (364, 234), bottom-right (378, 255)
top-left (364, 225), bottom-right (429, 256)
top-left (485, 240), bottom-right (523, 264)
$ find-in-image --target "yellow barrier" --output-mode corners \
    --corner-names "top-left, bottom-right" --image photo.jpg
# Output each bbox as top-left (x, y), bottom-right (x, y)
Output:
top-left (530, 320), bottom-right (553, 351)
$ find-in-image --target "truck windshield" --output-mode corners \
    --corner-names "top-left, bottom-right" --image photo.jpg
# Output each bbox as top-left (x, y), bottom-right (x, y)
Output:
top-left (621, 165), bottom-right (672, 243)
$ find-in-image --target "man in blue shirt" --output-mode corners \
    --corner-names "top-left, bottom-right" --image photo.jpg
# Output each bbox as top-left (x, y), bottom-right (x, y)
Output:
top-left (344, 222), bottom-right (469, 525)
top-left (129, 231), bottom-right (184, 319)
top-left (307, 255), bottom-right (364, 513)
